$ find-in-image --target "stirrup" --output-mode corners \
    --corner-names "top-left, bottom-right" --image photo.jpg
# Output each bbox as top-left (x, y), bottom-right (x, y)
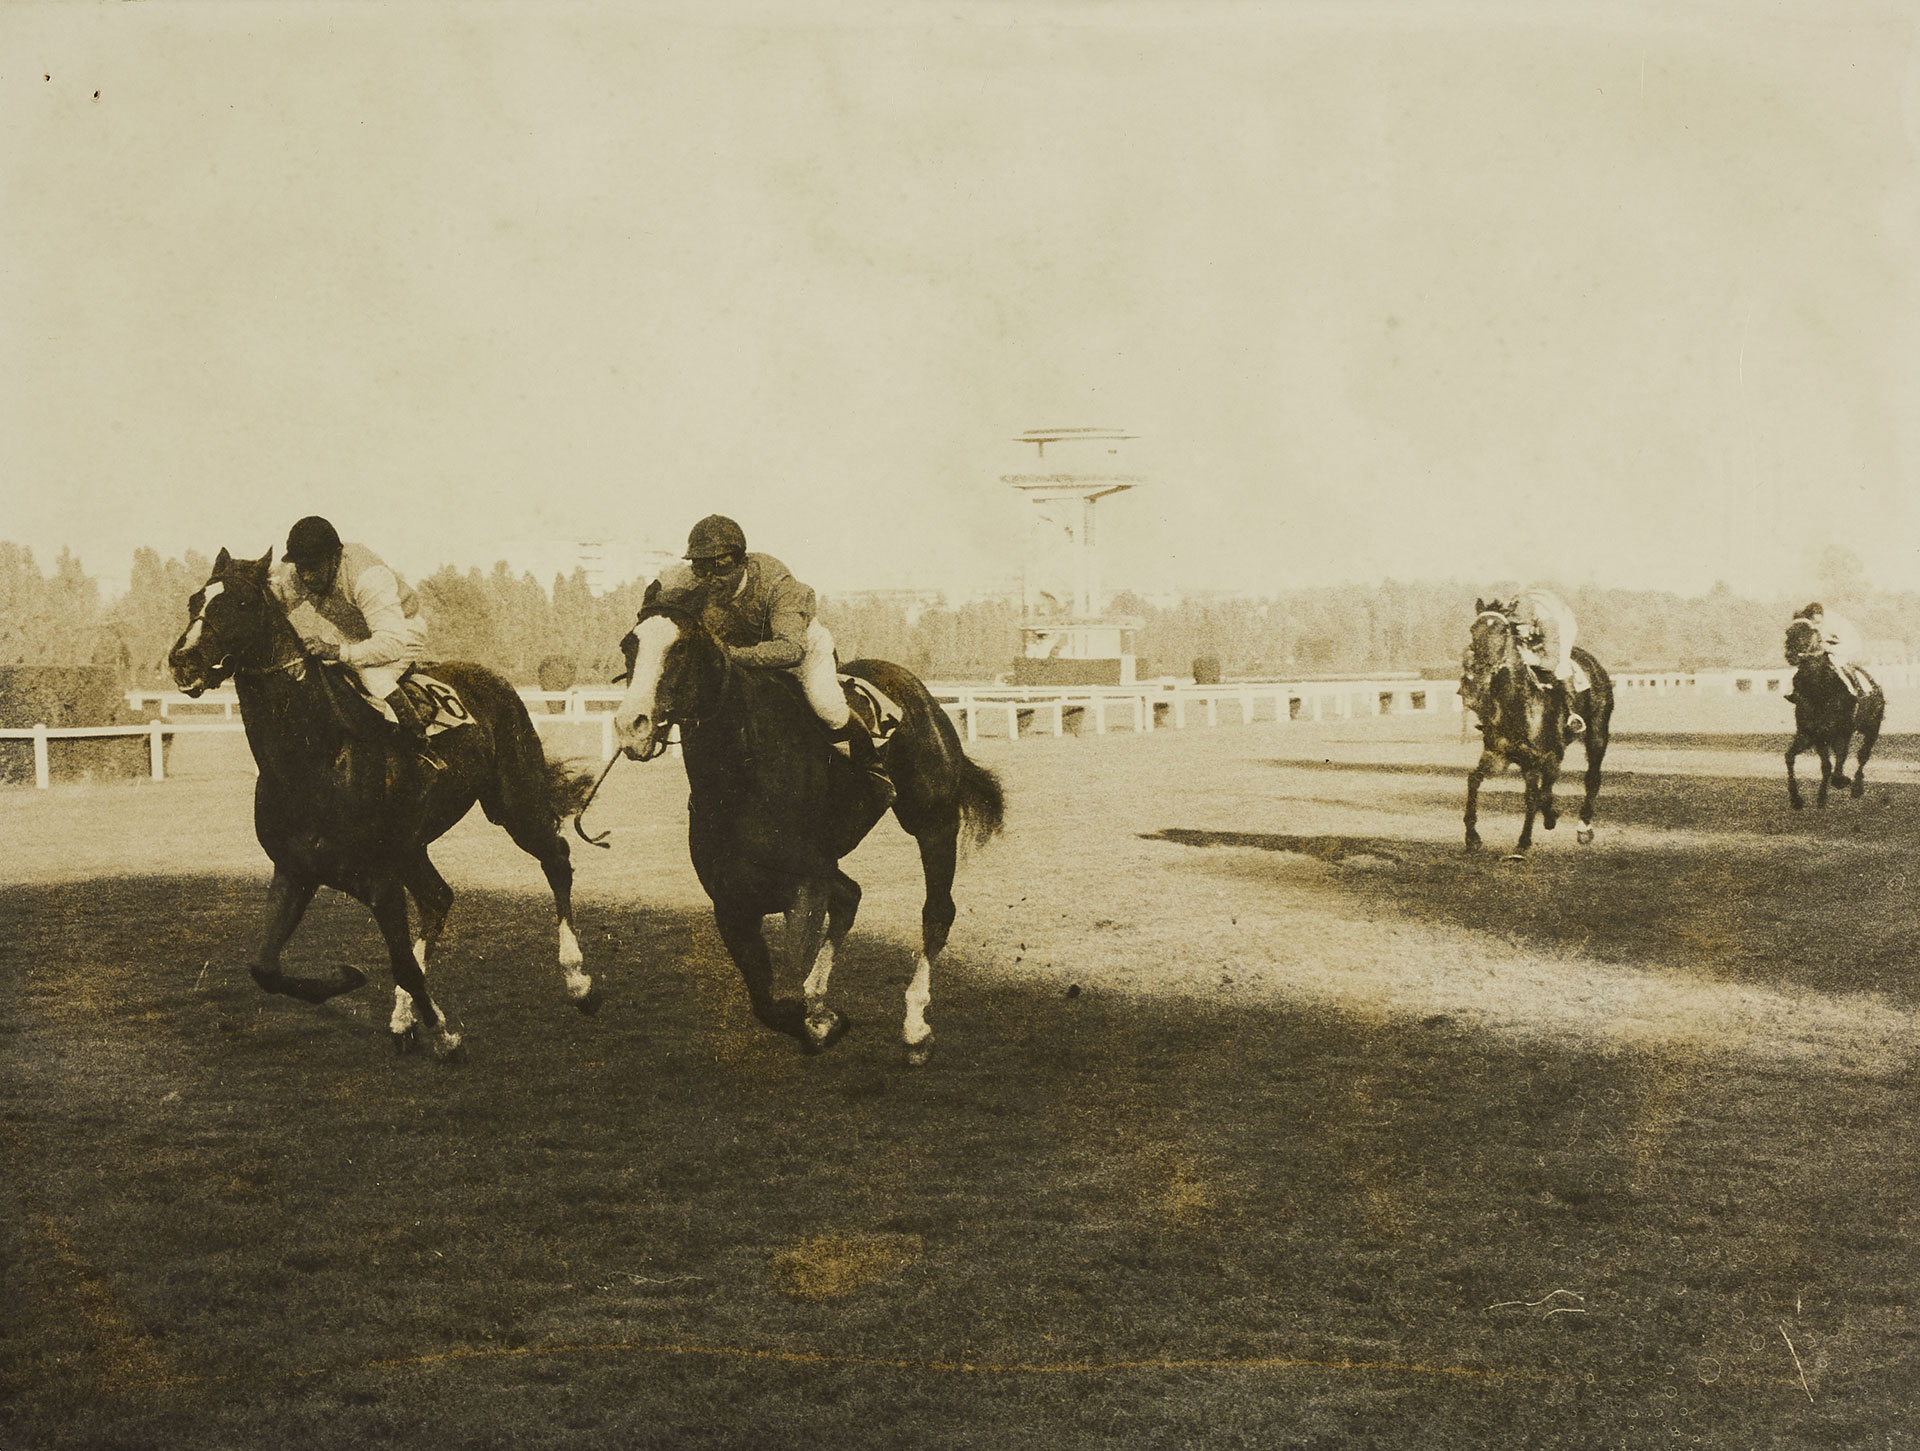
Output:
top-left (1564, 712), bottom-right (1584, 737)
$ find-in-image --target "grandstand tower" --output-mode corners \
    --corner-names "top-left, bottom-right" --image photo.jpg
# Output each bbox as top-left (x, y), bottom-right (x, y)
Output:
top-left (1004, 427), bottom-right (1146, 685)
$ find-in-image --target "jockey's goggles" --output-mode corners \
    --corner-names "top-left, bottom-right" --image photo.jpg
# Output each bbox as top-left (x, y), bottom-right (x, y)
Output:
top-left (690, 552), bottom-right (742, 578)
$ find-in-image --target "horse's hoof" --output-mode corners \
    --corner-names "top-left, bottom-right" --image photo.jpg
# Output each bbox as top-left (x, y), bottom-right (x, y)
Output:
top-left (436, 1037), bottom-right (467, 1065)
top-left (904, 1035), bottom-right (934, 1067)
top-left (392, 1026), bottom-right (419, 1055)
top-left (1851, 781), bottom-right (1866, 799)
top-left (573, 986), bottom-right (603, 1017)
top-left (1789, 798), bottom-right (1804, 811)
top-left (803, 1010), bottom-right (852, 1054)
top-left (1576, 827), bottom-right (1594, 846)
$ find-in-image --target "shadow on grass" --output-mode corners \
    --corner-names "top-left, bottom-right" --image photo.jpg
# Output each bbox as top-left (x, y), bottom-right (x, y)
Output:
top-left (1260, 754), bottom-right (1920, 840)
top-left (3, 874), bottom-right (1919, 1447)
top-left (1141, 819), bottom-right (1920, 1004)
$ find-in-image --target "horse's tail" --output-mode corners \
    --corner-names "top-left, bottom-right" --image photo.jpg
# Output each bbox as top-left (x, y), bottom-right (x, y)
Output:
top-left (845, 656), bottom-right (1005, 848)
top-left (955, 752), bottom-right (1006, 848)
top-left (543, 756), bottom-right (600, 823)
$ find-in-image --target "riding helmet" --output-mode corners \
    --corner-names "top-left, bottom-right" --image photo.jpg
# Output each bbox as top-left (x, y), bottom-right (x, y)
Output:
top-left (685, 515), bottom-right (747, 561)
top-left (284, 516), bottom-right (343, 566)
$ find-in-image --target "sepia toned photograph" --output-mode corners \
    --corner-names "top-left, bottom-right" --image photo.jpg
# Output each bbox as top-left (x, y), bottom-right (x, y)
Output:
top-left (4, 1), bottom-right (1916, 1444)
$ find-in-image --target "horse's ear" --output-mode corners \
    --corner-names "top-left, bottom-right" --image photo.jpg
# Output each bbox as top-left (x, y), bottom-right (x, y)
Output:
top-left (1473, 597), bottom-right (1484, 613)
top-left (214, 547), bottom-right (232, 573)
top-left (258, 549), bottom-right (273, 572)
top-left (642, 579), bottom-right (663, 610)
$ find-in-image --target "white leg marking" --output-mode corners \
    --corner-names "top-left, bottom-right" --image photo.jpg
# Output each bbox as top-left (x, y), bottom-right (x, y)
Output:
top-left (903, 952), bottom-right (934, 1047)
top-left (390, 986), bottom-right (415, 1035)
top-left (558, 921), bottom-right (592, 999)
top-left (802, 939), bottom-right (836, 1005)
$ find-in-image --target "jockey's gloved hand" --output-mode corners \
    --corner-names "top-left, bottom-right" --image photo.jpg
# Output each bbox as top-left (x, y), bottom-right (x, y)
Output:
top-left (307, 639), bottom-right (341, 663)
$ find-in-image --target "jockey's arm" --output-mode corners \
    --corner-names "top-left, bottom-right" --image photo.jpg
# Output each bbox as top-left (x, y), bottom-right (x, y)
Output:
top-left (338, 563), bottom-right (424, 669)
top-left (726, 577), bottom-right (813, 670)
top-left (267, 561), bottom-right (348, 656)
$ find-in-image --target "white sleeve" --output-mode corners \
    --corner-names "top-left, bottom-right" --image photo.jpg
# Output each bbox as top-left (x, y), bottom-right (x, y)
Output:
top-left (338, 563), bottom-right (426, 668)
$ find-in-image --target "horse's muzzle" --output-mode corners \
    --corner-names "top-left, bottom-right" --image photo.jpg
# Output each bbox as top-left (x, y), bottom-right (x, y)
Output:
top-left (618, 717), bottom-right (671, 762)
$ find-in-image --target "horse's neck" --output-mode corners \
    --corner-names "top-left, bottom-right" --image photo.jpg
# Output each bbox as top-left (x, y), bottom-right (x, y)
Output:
top-left (235, 622), bottom-right (346, 777)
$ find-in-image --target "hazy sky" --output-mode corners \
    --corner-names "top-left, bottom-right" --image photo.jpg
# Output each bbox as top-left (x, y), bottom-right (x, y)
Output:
top-left (5, 0), bottom-right (1918, 602)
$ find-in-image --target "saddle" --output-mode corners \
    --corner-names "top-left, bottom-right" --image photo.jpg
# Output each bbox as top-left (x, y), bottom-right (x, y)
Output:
top-left (1522, 654), bottom-right (1589, 695)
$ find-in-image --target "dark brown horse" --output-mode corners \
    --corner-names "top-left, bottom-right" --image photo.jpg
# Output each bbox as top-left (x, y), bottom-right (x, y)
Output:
top-left (611, 592), bottom-right (1003, 1060)
top-left (1460, 600), bottom-right (1614, 857)
top-left (168, 549), bottom-right (599, 1058)
top-left (1784, 618), bottom-right (1884, 809)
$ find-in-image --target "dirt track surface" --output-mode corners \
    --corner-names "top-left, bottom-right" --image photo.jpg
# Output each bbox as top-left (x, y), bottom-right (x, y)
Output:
top-left (15, 699), bottom-right (1916, 1072)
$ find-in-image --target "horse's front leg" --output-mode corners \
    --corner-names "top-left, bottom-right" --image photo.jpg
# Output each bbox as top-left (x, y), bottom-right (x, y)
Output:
top-left (1785, 733), bottom-right (1808, 809)
top-left (1538, 754), bottom-right (1562, 833)
top-left (247, 871), bottom-right (365, 1002)
top-left (1464, 749), bottom-right (1499, 851)
top-left (1813, 741), bottom-right (1834, 808)
top-left (713, 902), bottom-right (804, 1040)
top-left (1509, 764), bottom-right (1541, 859)
top-left (368, 877), bottom-right (461, 1060)
top-left (784, 880), bottom-right (839, 1050)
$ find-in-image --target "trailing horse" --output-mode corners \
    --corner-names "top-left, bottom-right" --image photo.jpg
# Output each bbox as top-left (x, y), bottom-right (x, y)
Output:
top-left (168, 549), bottom-right (600, 1058)
top-left (611, 591), bottom-right (1004, 1061)
top-left (1783, 618), bottom-right (1884, 809)
top-left (1459, 599), bottom-right (1614, 857)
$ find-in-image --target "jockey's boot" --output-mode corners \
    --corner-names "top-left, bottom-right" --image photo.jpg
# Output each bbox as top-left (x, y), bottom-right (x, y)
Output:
top-left (833, 722), bottom-right (895, 811)
top-left (1557, 681), bottom-right (1584, 739)
top-left (386, 687), bottom-right (447, 774)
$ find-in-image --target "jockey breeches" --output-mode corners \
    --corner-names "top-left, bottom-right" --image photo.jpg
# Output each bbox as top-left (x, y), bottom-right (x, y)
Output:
top-left (354, 662), bottom-right (413, 700)
top-left (792, 620), bottom-right (851, 730)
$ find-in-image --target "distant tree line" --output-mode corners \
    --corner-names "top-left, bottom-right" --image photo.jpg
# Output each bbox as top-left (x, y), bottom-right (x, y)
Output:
top-left (2, 540), bottom-right (1913, 686)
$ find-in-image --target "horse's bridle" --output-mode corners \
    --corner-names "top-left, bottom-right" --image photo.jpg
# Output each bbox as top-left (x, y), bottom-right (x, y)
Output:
top-left (624, 607), bottom-right (723, 762)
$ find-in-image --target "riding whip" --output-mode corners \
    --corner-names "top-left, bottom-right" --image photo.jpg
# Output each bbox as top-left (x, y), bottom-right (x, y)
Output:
top-left (572, 752), bottom-right (622, 848)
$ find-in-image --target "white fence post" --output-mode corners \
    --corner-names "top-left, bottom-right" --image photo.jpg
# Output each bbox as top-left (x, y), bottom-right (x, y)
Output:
top-left (32, 723), bottom-right (50, 789)
top-left (599, 715), bottom-right (615, 763)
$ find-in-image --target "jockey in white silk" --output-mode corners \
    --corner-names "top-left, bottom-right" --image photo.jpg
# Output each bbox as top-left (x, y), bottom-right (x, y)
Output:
top-left (1792, 602), bottom-right (1864, 696)
top-left (268, 515), bottom-right (440, 764)
top-left (1514, 585), bottom-right (1578, 684)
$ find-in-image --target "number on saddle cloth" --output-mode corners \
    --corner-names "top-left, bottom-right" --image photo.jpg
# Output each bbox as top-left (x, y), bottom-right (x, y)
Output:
top-left (839, 675), bottom-right (904, 744)
top-left (397, 674), bottom-right (473, 737)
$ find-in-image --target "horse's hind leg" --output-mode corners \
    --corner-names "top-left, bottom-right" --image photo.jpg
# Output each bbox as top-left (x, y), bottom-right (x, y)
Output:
top-left (495, 801), bottom-right (595, 1013)
top-left (1850, 704), bottom-right (1883, 798)
top-left (1814, 742), bottom-right (1834, 808)
top-left (902, 829), bottom-right (960, 1065)
top-left (1577, 720), bottom-right (1608, 845)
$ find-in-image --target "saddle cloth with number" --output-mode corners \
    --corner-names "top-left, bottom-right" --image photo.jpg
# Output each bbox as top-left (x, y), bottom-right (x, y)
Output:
top-left (351, 670), bottom-right (474, 738)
